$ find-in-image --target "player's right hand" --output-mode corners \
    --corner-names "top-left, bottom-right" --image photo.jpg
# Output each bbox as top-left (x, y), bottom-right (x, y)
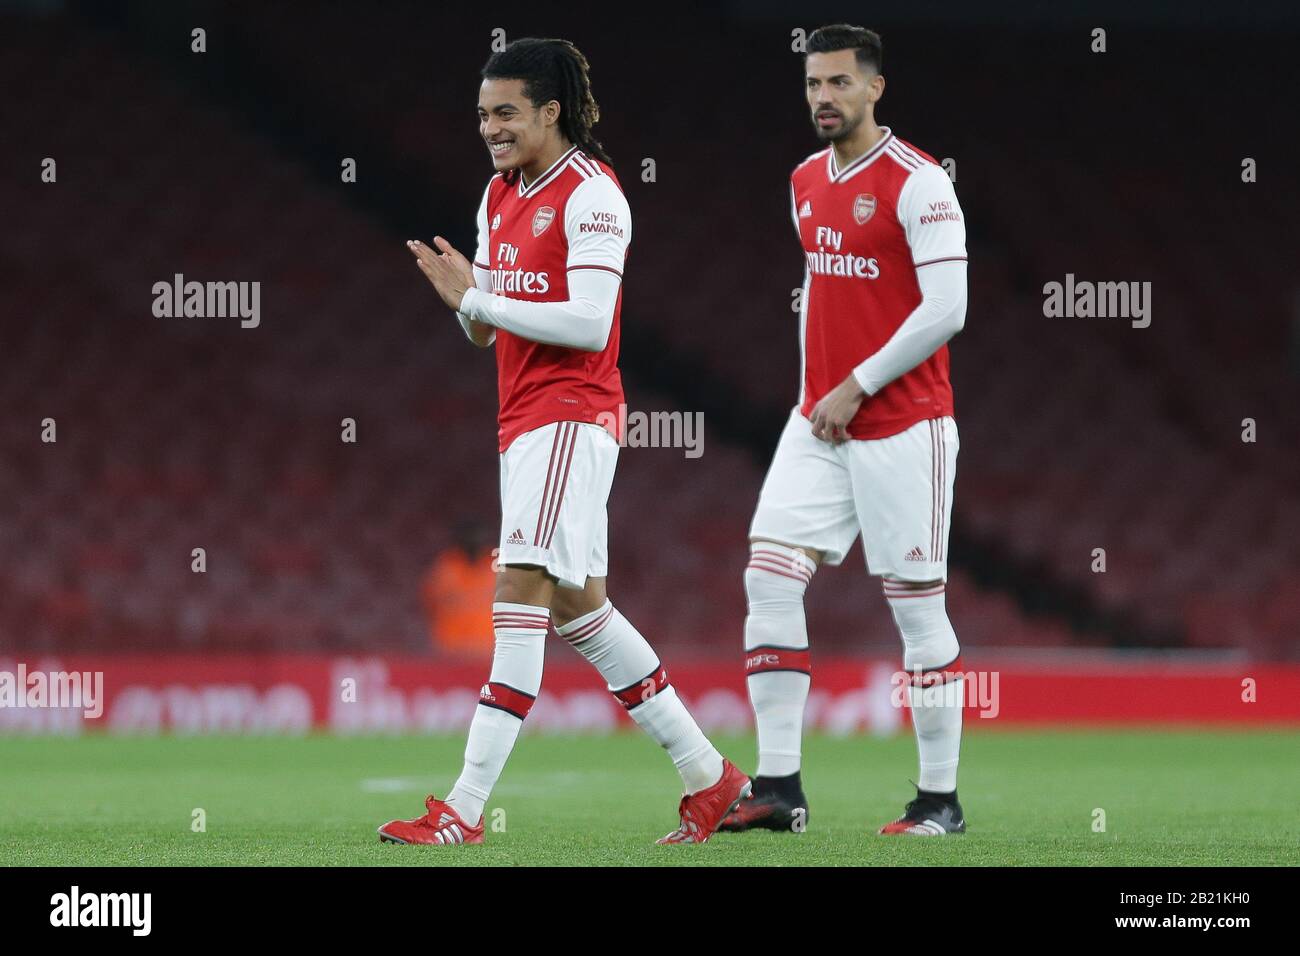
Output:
top-left (407, 238), bottom-right (473, 312)
top-left (808, 375), bottom-right (865, 444)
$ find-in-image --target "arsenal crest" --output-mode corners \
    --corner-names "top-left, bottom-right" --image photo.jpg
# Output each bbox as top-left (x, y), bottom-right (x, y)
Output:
top-left (852, 193), bottom-right (877, 225)
top-left (532, 205), bottom-right (556, 237)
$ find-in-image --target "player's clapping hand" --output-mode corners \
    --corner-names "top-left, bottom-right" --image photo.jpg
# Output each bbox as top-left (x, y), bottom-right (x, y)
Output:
top-left (407, 237), bottom-right (475, 312)
top-left (809, 375), bottom-right (866, 444)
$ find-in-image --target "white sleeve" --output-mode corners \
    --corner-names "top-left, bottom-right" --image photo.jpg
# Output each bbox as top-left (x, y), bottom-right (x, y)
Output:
top-left (458, 174), bottom-right (629, 352)
top-left (460, 269), bottom-right (620, 351)
top-left (456, 182), bottom-right (497, 346)
top-left (848, 165), bottom-right (968, 395)
top-left (896, 162), bottom-right (967, 267)
top-left (851, 259), bottom-right (967, 396)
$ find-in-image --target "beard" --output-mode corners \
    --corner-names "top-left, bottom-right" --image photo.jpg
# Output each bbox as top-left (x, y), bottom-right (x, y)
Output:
top-left (812, 107), bottom-right (862, 143)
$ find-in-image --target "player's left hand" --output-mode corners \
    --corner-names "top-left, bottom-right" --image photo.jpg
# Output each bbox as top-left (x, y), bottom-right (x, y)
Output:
top-left (408, 237), bottom-right (474, 312)
top-left (809, 375), bottom-right (866, 444)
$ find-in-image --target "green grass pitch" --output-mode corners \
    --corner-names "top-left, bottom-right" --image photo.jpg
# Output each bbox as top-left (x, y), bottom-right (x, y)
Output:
top-left (1, 729), bottom-right (1296, 866)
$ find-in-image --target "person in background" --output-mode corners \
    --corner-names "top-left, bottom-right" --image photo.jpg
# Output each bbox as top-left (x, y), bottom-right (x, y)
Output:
top-left (421, 518), bottom-right (497, 657)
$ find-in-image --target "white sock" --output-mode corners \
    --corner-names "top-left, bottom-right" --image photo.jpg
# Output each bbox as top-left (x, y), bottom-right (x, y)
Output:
top-left (629, 687), bottom-right (722, 793)
top-left (445, 602), bottom-right (548, 823)
top-left (884, 580), bottom-right (963, 793)
top-left (909, 677), bottom-right (964, 793)
top-left (556, 601), bottom-right (723, 793)
top-left (744, 543), bottom-right (815, 777)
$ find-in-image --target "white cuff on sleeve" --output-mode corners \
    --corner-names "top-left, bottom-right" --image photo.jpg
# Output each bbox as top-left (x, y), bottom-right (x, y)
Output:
top-left (455, 264), bottom-right (496, 346)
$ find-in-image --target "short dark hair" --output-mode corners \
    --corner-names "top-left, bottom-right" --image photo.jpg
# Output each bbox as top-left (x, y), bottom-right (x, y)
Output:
top-left (481, 37), bottom-right (611, 165)
top-left (806, 24), bottom-right (883, 74)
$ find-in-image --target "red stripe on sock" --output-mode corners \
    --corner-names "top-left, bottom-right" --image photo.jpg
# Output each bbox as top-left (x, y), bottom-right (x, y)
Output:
top-left (906, 654), bottom-right (965, 687)
top-left (478, 681), bottom-right (536, 719)
top-left (749, 555), bottom-right (812, 575)
top-left (561, 604), bottom-right (614, 643)
top-left (750, 548), bottom-right (812, 566)
top-left (747, 560), bottom-right (813, 584)
top-left (882, 585), bottom-right (946, 599)
top-left (492, 614), bottom-right (550, 629)
top-left (744, 646), bottom-right (812, 675)
top-left (750, 551), bottom-right (813, 575)
top-left (612, 666), bottom-right (668, 709)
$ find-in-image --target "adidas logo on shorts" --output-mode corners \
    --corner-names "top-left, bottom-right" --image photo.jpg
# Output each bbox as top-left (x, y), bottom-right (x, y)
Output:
top-left (506, 528), bottom-right (526, 545)
top-left (904, 546), bottom-right (927, 562)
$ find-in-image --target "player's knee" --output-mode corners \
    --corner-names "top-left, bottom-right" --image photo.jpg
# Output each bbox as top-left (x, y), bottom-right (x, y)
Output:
top-left (550, 577), bottom-right (607, 628)
top-left (744, 546), bottom-right (815, 603)
top-left (750, 537), bottom-right (823, 568)
top-left (550, 592), bottom-right (593, 629)
top-left (744, 542), bottom-right (816, 650)
top-left (881, 578), bottom-right (958, 671)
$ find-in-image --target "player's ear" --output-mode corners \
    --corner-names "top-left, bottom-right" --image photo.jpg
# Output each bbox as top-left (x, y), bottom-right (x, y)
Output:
top-left (540, 99), bottom-right (562, 128)
top-left (868, 73), bottom-right (885, 104)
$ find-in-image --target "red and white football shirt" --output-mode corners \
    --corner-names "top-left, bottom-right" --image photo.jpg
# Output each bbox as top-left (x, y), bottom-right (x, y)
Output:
top-left (791, 127), bottom-right (966, 439)
top-left (473, 146), bottom-right (630, 452)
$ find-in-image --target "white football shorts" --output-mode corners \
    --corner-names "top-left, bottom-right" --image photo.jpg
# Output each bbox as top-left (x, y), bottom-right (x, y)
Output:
top-left (498, 420), bottom-right (619, 590)
top-left (749, 406), bottom-right (959, 581)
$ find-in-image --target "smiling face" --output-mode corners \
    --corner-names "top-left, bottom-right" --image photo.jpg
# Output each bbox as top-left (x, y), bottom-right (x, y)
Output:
top-left (477, 77), bottom-right (560, 173)
top-left (804, 48), bottom-right (882, 143)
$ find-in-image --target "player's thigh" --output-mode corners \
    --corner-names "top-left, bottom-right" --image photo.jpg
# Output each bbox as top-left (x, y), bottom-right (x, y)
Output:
top-left (494, 564), bottom-right (555, 608)
top-left (499, 420), bottom-right (618, 593)
top-left (849, 416), bottom-right (958, 582)
top-left (749, 407), bottom-right (858, 565)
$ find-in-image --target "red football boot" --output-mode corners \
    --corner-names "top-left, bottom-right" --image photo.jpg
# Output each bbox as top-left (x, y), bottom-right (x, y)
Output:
top-left (656, 759), bottom-right (752, 845)
top-left (378, 795), bottom-right (485, 845)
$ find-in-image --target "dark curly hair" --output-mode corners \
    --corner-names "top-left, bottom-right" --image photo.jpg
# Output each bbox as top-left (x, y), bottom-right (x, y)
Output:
top-left (482, 37), bottom-right (612, 166)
